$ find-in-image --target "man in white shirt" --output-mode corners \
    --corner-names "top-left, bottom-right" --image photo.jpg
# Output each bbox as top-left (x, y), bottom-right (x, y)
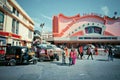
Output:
top-left (87, 45), bottom-right (94, 60)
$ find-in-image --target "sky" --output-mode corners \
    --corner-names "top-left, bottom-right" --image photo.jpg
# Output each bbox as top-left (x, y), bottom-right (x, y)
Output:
top-left (16, 0), bottom-right (120, 32)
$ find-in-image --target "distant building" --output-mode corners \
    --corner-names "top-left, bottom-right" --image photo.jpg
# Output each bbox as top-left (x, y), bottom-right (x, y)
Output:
top-left (0, 0), bottom-right (34, 47)
top-left (42, 31), bottom-right (53, 40)
top-left (48, 13), bottom-right (120, 47)
top-left (33, 30), bottom-right (52, 45)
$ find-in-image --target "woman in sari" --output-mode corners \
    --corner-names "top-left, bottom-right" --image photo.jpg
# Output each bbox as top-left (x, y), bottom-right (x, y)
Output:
top-left (72, 48), bottom-right (77, 65)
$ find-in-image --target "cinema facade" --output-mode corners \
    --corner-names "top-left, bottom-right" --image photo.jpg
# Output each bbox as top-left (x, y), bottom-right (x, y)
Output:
top-left (47, 13), bottom-right (120, 48)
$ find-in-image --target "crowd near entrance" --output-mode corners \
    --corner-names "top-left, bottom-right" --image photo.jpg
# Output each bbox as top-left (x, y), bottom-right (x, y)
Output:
top-left (55, 42), bottom-right (119, 48)
top-left (53, 42), bottom-right (120, 59)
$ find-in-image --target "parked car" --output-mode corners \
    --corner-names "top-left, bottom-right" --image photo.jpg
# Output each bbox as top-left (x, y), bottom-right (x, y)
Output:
top-left (36, 44), bottom-right (60, 61)
top-left (5, 46), bottom-right (38, 66)
top-left (47, 44), bottom-right (62, 54)
top-left (113, 46), bottom-right (120, 58)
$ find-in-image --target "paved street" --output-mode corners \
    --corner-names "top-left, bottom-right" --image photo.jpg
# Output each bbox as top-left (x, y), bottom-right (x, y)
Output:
top-left (0, 55), bottom-right (120, 80)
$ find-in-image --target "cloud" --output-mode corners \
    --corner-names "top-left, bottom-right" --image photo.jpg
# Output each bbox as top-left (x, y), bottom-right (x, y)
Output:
top-left (41, 14), bottom-right (52, 20)
top-left (101, 6), bottom-right (109, 16)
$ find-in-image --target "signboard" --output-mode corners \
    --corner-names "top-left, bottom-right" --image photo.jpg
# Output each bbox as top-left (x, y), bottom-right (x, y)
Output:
top-left (78, 37), bottom-right (117, 40)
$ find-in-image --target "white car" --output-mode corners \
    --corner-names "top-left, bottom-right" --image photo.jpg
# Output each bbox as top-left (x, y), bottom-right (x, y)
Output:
top-left (37, 44), bottom-right (62, 54)
top-left (47, 45), bottom-right (62, 53)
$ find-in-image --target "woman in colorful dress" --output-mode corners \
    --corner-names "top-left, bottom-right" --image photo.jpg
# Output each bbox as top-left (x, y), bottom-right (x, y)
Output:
top-left (72, 48), bottom-right (77, 65)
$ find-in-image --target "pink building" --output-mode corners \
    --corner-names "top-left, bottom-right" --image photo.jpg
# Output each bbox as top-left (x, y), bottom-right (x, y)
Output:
top-left (50, 13), bottom-right (120, 47)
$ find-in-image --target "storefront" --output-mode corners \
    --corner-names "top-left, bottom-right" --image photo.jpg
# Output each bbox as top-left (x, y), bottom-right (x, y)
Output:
top-left (0, 31), bottom-right (21, 46)
top-left (0, 36), bottom-right (6, 45)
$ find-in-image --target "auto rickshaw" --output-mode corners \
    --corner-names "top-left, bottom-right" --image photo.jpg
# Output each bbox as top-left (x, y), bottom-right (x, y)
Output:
top-left (36, 45), bottom-right (59, 61)
top-left (0, 46), bottom-right (6, 62)
top-left (5, 46), bottom-right (38, 66)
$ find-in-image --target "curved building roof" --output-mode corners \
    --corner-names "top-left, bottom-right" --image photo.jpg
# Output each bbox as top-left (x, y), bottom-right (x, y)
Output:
top-left (53, 13), bottom-right (120, 37)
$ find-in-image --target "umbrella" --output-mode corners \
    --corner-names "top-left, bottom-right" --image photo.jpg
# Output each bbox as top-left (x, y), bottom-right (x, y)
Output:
top-left (87, 44), bottom-right (95, 48)
top-left (36, 44), bottom-right (47, 49)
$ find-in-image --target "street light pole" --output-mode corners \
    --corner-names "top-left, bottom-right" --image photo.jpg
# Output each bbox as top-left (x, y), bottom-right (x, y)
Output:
top-left (40, 23), bottom-right (45, 44)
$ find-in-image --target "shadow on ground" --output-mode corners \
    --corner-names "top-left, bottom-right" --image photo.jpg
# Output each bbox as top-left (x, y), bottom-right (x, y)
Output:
top-left (96, 59), bottom-right (109, 61)
top-left (50, 61), bottom-right (70, 66)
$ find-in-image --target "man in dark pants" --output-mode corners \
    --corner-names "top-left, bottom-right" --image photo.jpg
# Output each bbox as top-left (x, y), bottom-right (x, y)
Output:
top-left (108, 46), bottom-right (113, 61)
top-left (78, 45), bottom-right (83, 59)
top-left (87, 46), bottom-right (94, 60)
top-left (62, 50), bottom-right (66, 64)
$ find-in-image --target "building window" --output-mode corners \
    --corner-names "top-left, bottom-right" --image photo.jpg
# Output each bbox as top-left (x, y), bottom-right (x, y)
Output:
top-left (17, 11), bottom-right (19, 16)
top-left (12, 19), bottom-right (19, 34)
top-left (16, 42), bottom-right (18, 46)
top-left (13, 7), bottom-right (19, 17)
top-left (0, 11), bottom-right (4, 30)
top-left (12, 19), bottom-right (16, 33)
top-left (13, 7), bottom-right (16, 14)
top-left (19, 42), bottom-right (21, 46)
top-left (12, 41), bottom-right (14, 46)
top-left (16, 21), bottom-right (19, 34)
top-left (82, 24), bottom-right (85, 27)
top-left (85, 26), bottom-right (102, 34)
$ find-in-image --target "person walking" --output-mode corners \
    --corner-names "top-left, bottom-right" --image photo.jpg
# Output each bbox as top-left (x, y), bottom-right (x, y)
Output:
top-left (94, 46), bottom-right (98, 55)
top-left (78, 45), bottom-right (84, 59)
top-left (69, 49), bottom-right (74, 65)
top-left (72, 48), bottom-right (77, 65)
top-left (87, 45), bottom-right (94, 60)
top-left (62, 50), bottom-right (66, 64)
top-left (108, 46), bottom-right (113, 61)
top-left (64, 46), bottom-right (69, 57)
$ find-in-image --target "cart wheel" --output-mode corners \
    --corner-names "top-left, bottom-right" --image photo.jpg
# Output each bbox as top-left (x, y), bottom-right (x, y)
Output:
top-left (33, 60), bottom-right (37, 64)
top-left (54, 54), bottom-right (59, 61)
top-left (56, 56), bottom-right (59, 61)
top-left (38, 57), bottom-right (45, 62)
top-left (9, 59), bottom-right (16, 66)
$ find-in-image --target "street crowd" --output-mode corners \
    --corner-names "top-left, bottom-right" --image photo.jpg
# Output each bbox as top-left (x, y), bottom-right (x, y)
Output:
top-left (61, 44), bottom-right (114, 66)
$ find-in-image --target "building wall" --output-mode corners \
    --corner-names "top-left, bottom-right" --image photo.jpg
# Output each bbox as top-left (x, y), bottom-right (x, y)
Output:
top-left (0, 0), bottom-right (34, 47)
top-left (5, 15), bottom-right (12, 32)
top-left (53, 13), bottom-right (120, 37)
top-left (105, 19), bottom-right (120, 36)
top-left (52, 13), bottom-right (120, 46)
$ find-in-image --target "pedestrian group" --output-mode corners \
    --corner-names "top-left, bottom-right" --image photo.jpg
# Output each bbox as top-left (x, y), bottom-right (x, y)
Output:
top-left (61, 44), bottom-right (114, 66)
